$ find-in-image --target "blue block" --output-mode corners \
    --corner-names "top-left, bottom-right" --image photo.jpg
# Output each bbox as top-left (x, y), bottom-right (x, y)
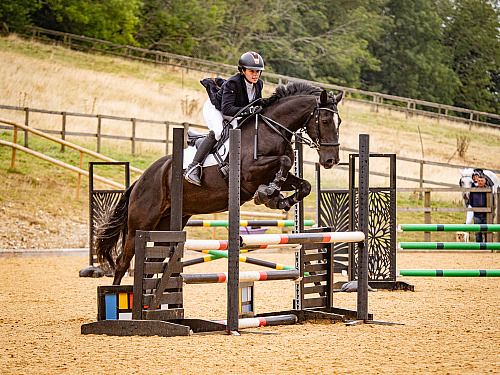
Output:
top-left (105, 294), bottom-right (118, 320)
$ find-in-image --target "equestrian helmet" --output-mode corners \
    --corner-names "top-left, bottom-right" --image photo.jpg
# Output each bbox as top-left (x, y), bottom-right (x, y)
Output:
top-left (238, 52), bottom-right (265, 71)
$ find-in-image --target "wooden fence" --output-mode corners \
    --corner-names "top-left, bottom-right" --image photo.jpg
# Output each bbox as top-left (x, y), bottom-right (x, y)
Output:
top-left (19, 25), bottom-right (500, 129)
top-left (1, 103), bottom-right (499, 190)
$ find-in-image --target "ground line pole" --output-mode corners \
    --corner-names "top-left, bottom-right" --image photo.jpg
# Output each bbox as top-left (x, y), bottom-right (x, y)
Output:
top-left (227, 129), bottom-right (241, 332)
top-left (357, 134), bottom-right (369, 320)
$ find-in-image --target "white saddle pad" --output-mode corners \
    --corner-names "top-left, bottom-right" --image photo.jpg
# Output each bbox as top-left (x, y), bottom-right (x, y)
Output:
top-left (182, 137), bottom-right (230, 169)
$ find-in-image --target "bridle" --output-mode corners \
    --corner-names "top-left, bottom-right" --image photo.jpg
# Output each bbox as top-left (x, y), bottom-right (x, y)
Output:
top-left (257, 101), bottom-right (340, 152)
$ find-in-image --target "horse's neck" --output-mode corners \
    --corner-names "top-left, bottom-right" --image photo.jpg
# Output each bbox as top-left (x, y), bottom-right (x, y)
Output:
top-left (269, 96), bottom-right (315, 133)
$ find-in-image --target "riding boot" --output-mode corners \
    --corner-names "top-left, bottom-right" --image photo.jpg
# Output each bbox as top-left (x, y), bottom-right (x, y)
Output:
top-left (184, 131), bottom-right (217, 186)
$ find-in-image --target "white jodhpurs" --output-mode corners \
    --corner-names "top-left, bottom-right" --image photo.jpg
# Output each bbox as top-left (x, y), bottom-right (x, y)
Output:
top-left (203, 98), bottom-right (238, 140)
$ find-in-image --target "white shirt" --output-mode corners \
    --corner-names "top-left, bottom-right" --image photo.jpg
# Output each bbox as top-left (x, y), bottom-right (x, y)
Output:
top-left (245, 80), bottom-right (256, 102)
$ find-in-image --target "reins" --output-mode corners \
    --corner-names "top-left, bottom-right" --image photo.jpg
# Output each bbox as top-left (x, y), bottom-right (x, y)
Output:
top-left (227, 97), bottom-right (340, 160)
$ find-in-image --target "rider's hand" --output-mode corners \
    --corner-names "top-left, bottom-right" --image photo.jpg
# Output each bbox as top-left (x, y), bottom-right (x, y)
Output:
top-left (241, 106), bottom-right (262, 116)
top-left (250, 105), bottom-right (262, 114)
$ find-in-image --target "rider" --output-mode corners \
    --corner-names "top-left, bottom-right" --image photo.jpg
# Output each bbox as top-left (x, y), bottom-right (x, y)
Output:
top-left (184, 51), bottom-right (265, 186)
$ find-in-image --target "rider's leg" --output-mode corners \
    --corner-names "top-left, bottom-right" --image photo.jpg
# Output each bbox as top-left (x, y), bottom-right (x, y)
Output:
top-left (184, 130), bottom-right (217, 186)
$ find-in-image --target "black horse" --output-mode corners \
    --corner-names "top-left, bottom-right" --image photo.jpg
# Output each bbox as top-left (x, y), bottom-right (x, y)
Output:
top-left (97, 82), bottom-right (343, 285)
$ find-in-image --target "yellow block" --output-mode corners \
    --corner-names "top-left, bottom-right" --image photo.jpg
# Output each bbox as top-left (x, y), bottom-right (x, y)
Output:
top-left (118, 293), bottom-right (129, 309)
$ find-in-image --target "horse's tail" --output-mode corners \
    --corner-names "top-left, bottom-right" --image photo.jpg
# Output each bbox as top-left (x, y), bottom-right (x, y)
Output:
top-left (95, 181), bottom-right (136, 270)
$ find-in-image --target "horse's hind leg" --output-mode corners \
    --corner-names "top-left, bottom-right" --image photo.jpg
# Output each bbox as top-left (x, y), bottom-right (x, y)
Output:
top-left (113, 234), bottom-right (136, 285)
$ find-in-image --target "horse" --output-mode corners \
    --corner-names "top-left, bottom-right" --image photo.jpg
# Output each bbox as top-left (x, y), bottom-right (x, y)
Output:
top-left (96, 82), bottom-right (343, 285)
top-left (459, 168), bottom-right (499, 223)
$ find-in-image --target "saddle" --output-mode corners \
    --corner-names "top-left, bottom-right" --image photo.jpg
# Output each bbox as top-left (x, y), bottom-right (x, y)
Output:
top-left (187, 121), bottom-right (232, 179)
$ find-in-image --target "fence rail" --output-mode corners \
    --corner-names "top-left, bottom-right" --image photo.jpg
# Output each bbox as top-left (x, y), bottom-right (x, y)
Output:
top-left (1, 103), bottom-right (499, 191)
top-left (19, 25), bottom-right (500, 129)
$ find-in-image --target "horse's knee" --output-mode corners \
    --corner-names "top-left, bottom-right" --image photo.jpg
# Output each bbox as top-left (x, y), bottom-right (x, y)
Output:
top-left (279, 155), bottom-right (292, 170)
top-left (301, 180), bottom-right (312, 196)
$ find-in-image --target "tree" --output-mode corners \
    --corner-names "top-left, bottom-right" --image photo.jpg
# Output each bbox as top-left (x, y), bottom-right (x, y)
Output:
top-left (254, 0), bottom-right (388, 86)
top-left (445, 0), bottom-right (500, 113)
top-left (134, 0), bottom-right (225, 57)
top-left (0, 0), bottom-right (41, 32)
top-left (32, 0), bottom-right (141, 45)
top-left (361, 0), bottom-right (459, 104)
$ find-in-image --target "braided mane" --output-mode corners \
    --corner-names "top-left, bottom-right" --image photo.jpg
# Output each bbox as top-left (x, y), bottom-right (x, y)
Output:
top-left (261, 82), bottom-right (323, 108)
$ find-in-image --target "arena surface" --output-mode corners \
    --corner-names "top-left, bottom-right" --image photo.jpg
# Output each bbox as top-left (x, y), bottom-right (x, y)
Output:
top-left (0, 251), bottom-right (498, 374)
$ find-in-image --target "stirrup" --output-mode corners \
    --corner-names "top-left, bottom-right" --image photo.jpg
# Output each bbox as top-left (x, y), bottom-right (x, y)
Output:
top-left (184, 164), bottom-right (202, 186)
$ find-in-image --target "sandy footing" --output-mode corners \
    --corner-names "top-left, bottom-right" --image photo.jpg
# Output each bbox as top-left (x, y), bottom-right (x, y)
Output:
top-left (0, 251), bottom-right (499, 374)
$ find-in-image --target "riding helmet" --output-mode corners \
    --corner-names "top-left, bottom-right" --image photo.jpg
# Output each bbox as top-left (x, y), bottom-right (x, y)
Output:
top-left (238, 52), bottom-right (265, 71)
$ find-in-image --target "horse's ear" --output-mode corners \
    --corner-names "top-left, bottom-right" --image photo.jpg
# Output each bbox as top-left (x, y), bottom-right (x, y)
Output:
top-left (334, 92), bottom-right (343, 103)
top-left (320, 90), bottom-right (328, 105)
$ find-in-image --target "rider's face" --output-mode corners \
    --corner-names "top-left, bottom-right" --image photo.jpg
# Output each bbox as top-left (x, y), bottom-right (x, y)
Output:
top-left (243, 68), bottom-right (261, 84)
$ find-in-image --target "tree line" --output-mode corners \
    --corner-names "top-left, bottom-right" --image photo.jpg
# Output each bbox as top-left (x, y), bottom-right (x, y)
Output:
top-left (2, 0), bottom-right (499, 116)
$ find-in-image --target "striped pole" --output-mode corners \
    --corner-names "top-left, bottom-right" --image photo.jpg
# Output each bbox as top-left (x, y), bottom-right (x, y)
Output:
top-left (240, 231), bottom-right (365, 247)
top-left (399, 269), bottom-right (500, 277)
top-left (181, 270), bottom-right (300, 284)
top-left (398, 242), bottom-right (500, 250)
top-left (398, 224), bottom-right (500, 232)
top-left (186, 220), bottom-right (314, 227)
top-left (189, 248), bottom-right (309, 274)
top-left (185, 240), bottom-right (300, 251)
top-left (214, 314), bottom-right (297, 329)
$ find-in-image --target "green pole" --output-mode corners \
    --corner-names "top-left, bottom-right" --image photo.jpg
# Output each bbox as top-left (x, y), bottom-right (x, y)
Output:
top-left (399, 242), bottom-right (500, 250)
top-left (399, 269), bottom-right (500, 277)
top-left (399, 224), bottom-right (500, 232)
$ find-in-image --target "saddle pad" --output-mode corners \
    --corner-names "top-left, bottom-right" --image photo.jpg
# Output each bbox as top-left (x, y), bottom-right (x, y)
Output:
top-left (182, 137), bottom-right (230, 170)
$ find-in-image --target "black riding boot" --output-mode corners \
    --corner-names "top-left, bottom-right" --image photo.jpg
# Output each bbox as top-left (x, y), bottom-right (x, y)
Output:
top-left (184, 131), bottom-right (217, 186)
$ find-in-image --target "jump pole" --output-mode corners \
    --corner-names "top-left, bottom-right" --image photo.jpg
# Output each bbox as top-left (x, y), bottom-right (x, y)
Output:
top-left (186, 248), bottom-right (310, 274)
top-left (398, 224), bottom-right (500, 232)
top-left (185, 219), bottom-right (314, 227)
top-left (182, 270), bottom-right (300, 284)
top-left (184, 232), bottom-right (364, 250)
top-left (215, 314), bottom-right (298, 329)
top-left (399, 242), bottom-right (500, 250)
top-left (399, 269), bottom-right (500, 277)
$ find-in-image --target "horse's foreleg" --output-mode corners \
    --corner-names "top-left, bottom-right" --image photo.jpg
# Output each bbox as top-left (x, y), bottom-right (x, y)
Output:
top-left (254, 155), bottom-right (292, 205)
top-left (264, 174), bottom-right (311, 211)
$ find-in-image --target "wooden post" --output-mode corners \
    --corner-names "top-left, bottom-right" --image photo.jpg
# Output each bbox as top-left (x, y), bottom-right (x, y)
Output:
top-left (357, 134), bottom-right (369, 321)
top-left (131, 118), bottom-right (136, 156)
top-left (24, 108), bottom-right (29, 148)
top-left (97, 115), bottom-right (102, 153)
top-left (419, 161), bottom-right (424, 200)
top-left (165, 121), bottom-right (170, 155)
top-left (75, 152), bottom-right (83, 200)
top-left (61, 112), bottom-right (66, 152)
top-left (227, 129), bottom-right (241, 333)
top-left (486, 190), bottom-right (493, 243)
top-left (294, 135), bottom-right (304, 234)
top-left (170, 128), bottom-right (184, 231)
top-left (424, 191), bottom-right (431, 242)
top-left (11, 126), bottom-right (18, 169)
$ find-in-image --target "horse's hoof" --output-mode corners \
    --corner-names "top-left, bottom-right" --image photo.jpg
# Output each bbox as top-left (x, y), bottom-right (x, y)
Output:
top-left (254, 185), bottom-right (271, 205)
top-left (79, 266), bottom-right (105, 278)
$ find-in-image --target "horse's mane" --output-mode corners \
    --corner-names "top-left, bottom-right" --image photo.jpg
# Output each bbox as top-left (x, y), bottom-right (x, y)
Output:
top-left (261, 82), bottom-right (323, 108)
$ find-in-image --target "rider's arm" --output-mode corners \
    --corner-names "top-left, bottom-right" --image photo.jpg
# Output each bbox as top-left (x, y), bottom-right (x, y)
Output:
top-left (220, 79), bottom-right (244, 117)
